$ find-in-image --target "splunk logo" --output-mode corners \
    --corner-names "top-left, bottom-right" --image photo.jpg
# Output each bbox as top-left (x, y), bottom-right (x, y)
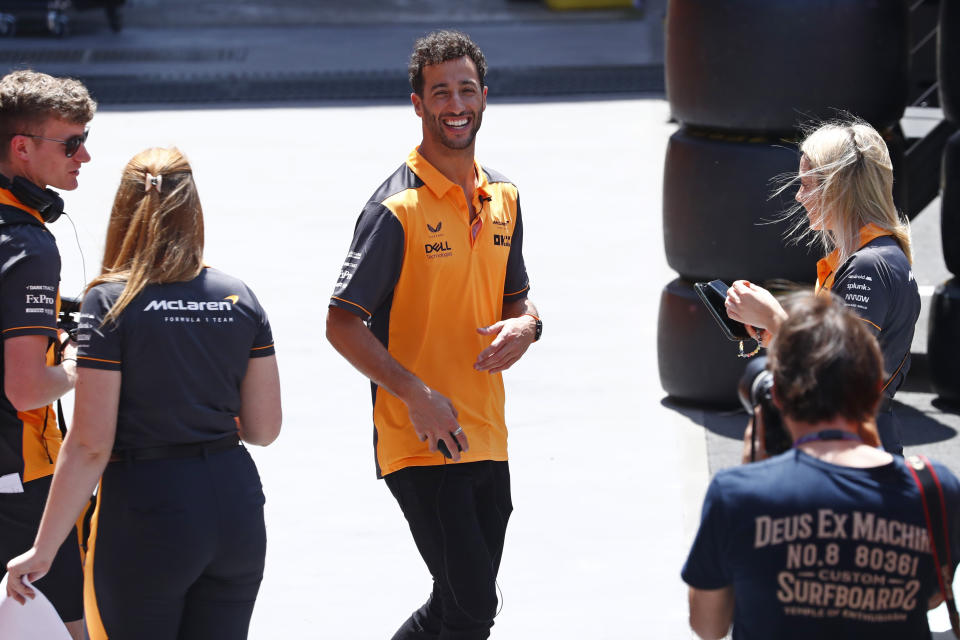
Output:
top-left (143, 295), bottom-right (237, 312)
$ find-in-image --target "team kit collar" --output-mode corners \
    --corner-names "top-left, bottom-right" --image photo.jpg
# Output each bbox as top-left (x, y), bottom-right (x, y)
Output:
top-left (816, 223), bottom-right (893, 293)
top-left (406, 147), bottom-right (491, 202)
top-left (0, 187), bottom-right (45, 224)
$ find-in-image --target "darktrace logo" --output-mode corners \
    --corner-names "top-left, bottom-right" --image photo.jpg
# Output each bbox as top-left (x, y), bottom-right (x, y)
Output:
top-left (427, 221), bottom-right (442, 234)
top-left (493, 234), bottom-right (512, 247)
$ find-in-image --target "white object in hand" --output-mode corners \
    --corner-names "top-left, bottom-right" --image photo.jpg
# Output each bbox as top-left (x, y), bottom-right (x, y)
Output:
top-left (0, 574), bottom-right (72, 639)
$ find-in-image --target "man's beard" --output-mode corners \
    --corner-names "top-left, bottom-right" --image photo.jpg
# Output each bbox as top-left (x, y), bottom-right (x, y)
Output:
top-left (424, 106), bottom-right (483, 150)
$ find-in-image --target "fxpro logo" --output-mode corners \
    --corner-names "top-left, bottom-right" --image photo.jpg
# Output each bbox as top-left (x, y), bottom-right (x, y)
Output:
top-left (143, 295), bottom-right (236, 312)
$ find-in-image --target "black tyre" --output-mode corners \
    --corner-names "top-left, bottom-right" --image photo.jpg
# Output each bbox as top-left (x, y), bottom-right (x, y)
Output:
top-left (666, 0), bottom-right (909, 134)
top-left (943, 131), bottom-right (960, 275)
top-left (663, 128), bottom-right (820, 284)
top-left (928, 278), bottom-right (960, 403)
top-left (941, 0), bottom-right (960, 123)
top-left (658, 277), bottom-right (755, 407)
top-left (886, 127), bottom-right (908, 218)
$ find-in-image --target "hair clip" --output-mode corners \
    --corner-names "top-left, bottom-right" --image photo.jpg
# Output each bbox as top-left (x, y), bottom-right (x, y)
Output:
top-left (145, 173), bottom-right (162, 193)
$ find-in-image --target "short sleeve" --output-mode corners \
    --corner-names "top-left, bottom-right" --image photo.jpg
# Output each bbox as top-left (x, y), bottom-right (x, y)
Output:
top-left (76, 286), bottom-right (122, 371)
top-left (246, 284), bottom-right (275, 358)
top-left (329, 202), bottom-right (405, 319)
top-left (832, 251), bottom-right (891, 336)
top-left (0, 231), bottom-right (59, 340)
top-left (503, 197), bottom-right (530, 302)
top-left (681, 478), bottom-right (733, 589)
top-left (935, 463), bottom-right (960, 578)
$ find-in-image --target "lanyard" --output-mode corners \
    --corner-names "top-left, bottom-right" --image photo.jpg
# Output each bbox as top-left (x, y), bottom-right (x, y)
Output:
top-left (793, 429), bottom-right (863, 447)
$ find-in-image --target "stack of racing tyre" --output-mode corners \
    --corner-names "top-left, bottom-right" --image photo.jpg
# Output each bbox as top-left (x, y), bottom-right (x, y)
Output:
top-left (929, 0), bottom-right (960, 404)
top-left (657, 0), bottom-right (910, 406)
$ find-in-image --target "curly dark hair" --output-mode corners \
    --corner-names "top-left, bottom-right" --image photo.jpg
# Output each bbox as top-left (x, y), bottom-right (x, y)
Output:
top-left (768, 292), bottom-right (883, 426)
top-left (408, 30), bottom-right (487, 96)
top-left (0, 70), bottom-right (96, 162)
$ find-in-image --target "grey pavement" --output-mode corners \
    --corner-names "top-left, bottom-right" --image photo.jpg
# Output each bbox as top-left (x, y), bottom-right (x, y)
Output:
top-left (53, 98), bottom-right (701, 639)
top-left (49, 100), bottom-right (960, 640)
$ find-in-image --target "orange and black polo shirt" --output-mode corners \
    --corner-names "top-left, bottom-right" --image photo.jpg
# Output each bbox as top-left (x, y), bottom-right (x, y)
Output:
top-left (330, 148), bottom-right (530, 478)
top-left (0, 188), bottom-right (62, 483)
top-left (815, 223), bottom-right (920, 398)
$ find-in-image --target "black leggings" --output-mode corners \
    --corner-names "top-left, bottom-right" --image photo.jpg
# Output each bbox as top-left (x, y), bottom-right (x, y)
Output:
top-left (385, 461), bottom-right (513, 640)
top-left (85, 445), bottom-right (266, 640)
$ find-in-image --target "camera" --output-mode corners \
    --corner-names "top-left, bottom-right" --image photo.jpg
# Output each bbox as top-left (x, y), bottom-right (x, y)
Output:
top-left (737, 357), bottom-right (792, 459)
top-left (58, 295), bottom-right (81, 340)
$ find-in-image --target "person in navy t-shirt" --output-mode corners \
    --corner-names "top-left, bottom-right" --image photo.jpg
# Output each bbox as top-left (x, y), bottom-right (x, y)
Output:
top-left (683, 292), bottom-right (960, 640)
top-left (5, 147), bottom-right (282, 640)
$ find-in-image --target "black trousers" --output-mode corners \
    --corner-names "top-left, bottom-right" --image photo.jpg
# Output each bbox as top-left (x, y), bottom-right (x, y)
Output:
top-left (385, 461), bottom-right (512, 640)
top-left (87, 445), bottom-right (266, 639)
top-left (876, 408), bottom-right (903, 456)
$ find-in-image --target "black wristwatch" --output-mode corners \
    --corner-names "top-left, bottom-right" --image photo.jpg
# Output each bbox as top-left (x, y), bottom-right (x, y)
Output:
top-left (530, 315), bottom-right (542, 342)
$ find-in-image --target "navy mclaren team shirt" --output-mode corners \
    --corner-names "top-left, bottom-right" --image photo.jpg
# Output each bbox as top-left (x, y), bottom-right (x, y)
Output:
top-left (76, 267), bottom-right (274, 450)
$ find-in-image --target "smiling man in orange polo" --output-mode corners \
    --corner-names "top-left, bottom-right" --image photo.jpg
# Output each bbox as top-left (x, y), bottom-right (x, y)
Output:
top-left (327, 30), bottom-right (540, 640)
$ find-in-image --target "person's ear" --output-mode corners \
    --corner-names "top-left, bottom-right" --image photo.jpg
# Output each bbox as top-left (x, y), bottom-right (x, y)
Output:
top-left (411, 92), bottom-right (423, 118)
top-left (10, 134), bottom-right (30, 161)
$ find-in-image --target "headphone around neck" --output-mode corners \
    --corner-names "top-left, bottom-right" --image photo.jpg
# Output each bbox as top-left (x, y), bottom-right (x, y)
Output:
top-left (0, 172), bottom-right (65, 223)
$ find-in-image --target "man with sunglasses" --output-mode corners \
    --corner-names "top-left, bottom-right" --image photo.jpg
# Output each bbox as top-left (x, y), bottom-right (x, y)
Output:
top-left (0, 69), bottom-right (95, 640)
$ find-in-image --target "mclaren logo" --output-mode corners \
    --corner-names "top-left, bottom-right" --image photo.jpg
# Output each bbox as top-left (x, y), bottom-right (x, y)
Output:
top-left (427, 221), bottom-right (442, 234)
top-left (144, 297), bottom-right (235, 312)
top-left (224, 295), bottom-right (239, 304)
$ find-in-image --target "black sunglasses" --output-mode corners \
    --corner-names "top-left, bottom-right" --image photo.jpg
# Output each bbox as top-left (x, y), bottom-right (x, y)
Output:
top-left (15, 128), bottom-right (89, 158)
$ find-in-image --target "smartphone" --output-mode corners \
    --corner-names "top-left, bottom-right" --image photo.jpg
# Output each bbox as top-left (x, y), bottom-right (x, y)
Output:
top-left (694, 280), bottom-right (751, 342)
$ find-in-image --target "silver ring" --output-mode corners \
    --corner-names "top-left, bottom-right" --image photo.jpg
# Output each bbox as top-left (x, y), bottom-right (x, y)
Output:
top-left (452, 427), bottom-right (464, 437)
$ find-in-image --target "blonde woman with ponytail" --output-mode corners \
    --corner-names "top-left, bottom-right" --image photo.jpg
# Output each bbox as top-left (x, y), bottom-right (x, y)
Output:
top-left (725, 119), bottom-right (920, 455)
top-left (6, 147), bottom-right (282, 639)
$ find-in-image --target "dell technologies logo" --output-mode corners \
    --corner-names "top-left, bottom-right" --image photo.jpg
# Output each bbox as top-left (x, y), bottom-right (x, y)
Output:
top-left (425, 241), bottom-right (452, 254)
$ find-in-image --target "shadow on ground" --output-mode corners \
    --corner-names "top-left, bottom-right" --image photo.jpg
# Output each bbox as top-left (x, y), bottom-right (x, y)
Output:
top-left (896, 400), bottom-right (959, 446)
top-left (660, 396), bottom-right (746, 438)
